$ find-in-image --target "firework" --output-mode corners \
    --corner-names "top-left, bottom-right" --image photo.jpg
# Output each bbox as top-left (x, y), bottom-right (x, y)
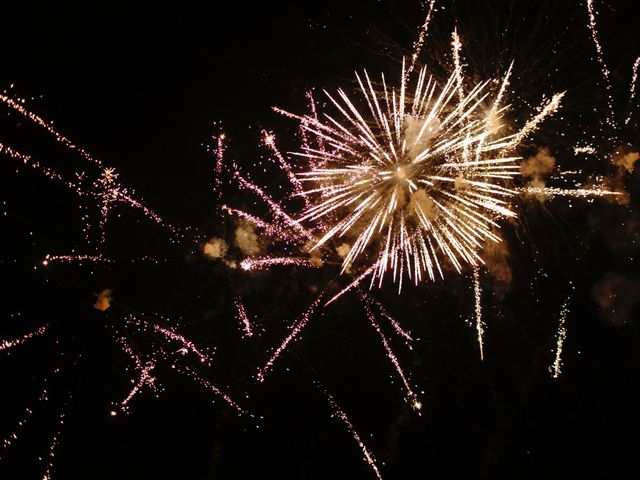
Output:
top-left (281, 57), bottom-right (563, 290)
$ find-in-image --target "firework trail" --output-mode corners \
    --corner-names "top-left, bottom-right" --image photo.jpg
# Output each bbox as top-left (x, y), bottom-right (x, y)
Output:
top-left (234, 297), bottom-right (254, 338)
top-left (320, 386), bottom-right (383, 480)
top-left (550, 295), bottom-right (571, 379)
top-left (0, 325), bottom-right (48, 352)
top-left (360, 291), bottom-right (420, 411)
top-left (256, 293), bottom-right (324, 383)
top-left (586, 0), bottom-right (616, 128)
top-left (0, 93), bottom-right (104, 168)
top-left (40, 399), bottom-right (69, 480)
top-left (520, 185), bottom-right (621, 199)
top-left (240, 256), bottom-right (322, 271)
top-left (472, 265), bottom-right (485, 361)
top-left (177, 365), bottom-right (248, 416)
top-left (625, 56), bottom-right (640, 125)
top-left (0, 94), bottom-right (192, 251)
top-left (407, 0), bottom-right (437, 78)
top-left (0, 366), bottom-right (59, 461)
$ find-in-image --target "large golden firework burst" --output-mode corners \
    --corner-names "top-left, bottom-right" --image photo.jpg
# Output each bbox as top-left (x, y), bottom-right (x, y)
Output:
top-left (288, 55), bottom-right (564, 290)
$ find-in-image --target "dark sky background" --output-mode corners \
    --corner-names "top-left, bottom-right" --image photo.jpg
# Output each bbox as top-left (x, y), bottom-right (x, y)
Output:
top-left (1, 1), bottom-right (640, 479)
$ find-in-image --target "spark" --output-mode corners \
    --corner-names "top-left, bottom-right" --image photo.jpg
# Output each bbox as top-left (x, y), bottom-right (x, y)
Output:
top-left (360, 292), bottom-right (420, 410)
top-left (625, 56), bottom-right (640, 125)
top-left (573, 145), bottom-right (596, 155)
top-left (42, 254), bottom-right (113, 266)
top-left (550, 296), bottom-right (571, 379)
top-left (321, 387), bottom-right (383, 480)
top-left (118, 361), bottom-right (156, 412)
top-left (40, 401), bottom-right (68, 480)
top-left (240, 256), bottom-right (321, 271)
top-left (234, 297), bottom-right (254, 338)
top-left (1, 367), bottom-right (58, 460)
top-left (407, 0), bottom-right (437, 77)
top-left (177, 365), bottom-right (248, 416)
top-left (256, 293), bottom-right (324, 382)
top-left (586, 0), bottom-right (616, 127)
top-left (325, 265), bottom-right (376, 306)
top-left (472, 265), bottom-right (485, 361)
top-left (520, 185), bottom-right (621, 199)
top-left (362, 293), bottom-right (413, 345)
top-left (1, 325), bottom-right (48, 352)
top-left (0, 93), bottom-right (104, 167)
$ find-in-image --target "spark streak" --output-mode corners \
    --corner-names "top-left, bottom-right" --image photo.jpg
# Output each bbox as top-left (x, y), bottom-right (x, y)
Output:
top-left (472, 265), bottom-right (485, 361)
top-left (256, 293), bottom-right (323, 382)
top-left (550, 296), bottom-right (570, 379)
top-left (1, 325), bottom-right (48, 352)
top-left (240, 256), bottom-right (320, 271)
top-left (234, 297), bottom-right (254, 338)
top-left (322, 388), bottom-right (383, 480)
top-left (586, 0), bottom-right (616, 127)
top-left (360, 292), bottom-right (420, 410)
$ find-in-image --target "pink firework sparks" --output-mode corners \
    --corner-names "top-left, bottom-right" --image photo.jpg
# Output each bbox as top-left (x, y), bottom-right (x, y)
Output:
top-left (360, 292), bottom-right (420, 411)
top-left (234, 297), bottom-right (254, 338)
top-left (256, 293), bottom-right (324, 383)
top-left (40, 399), bottom-right (68, 480)
top-left (0, 366), bottom-right (59, 461)
top-left (117, 360), bottom-right (157, 413)
top-left (124, 313), bottom-right (214, 365)
top-left (0, 325), bottom-right (48, 352)
top-left (586, 0), bottom-right (616, 128)
top-left (0, 93), bottom-right (104, 168)
top-left (240, 256), bottom-right (321, 272)
top-left (407, 0), bottom-right (437, 77)
top-left (321, 386), bottom-right (383, 480)
top-left (178, 365), bottom-right (248, 416)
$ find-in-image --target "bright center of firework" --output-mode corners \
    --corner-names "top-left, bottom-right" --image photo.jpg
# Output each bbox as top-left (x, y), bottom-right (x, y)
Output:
top-left (395, 166), bottom-right (407, 180)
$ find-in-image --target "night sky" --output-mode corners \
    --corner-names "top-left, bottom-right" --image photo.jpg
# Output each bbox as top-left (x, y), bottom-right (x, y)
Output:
top-left (1, 1), bottom-right (640, 479)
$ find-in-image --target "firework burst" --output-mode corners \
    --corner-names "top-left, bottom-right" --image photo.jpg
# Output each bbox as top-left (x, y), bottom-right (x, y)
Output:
top-left (280, 58), bottom-right (564, 290)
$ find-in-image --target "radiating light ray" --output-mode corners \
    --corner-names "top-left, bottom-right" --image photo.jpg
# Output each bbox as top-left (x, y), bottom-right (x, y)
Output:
top-left (234, 297), bottom-right (254, 338)
top-left (472, 265), bottom-right (485, 361)
top-left (325, 265), bottom-right (376, 307)
top-left (320, 386), bottom-right (383, 480)
top-left (0, 325), bottom-right (48, 352)
top-left (256, 293), bottom-right (324, 382)
top-left (362, 293), bottom-right (413, 346)
top-left (240, 256), bottom-right (321, 271)
top-left (550, 295), bottom-right (571, 379)
top-left (407, 0), bottom-right (437, 77)
top-left (586, 0), bottom-right (616, 127)
top-left (360, 292), bottom-right (420, 411)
